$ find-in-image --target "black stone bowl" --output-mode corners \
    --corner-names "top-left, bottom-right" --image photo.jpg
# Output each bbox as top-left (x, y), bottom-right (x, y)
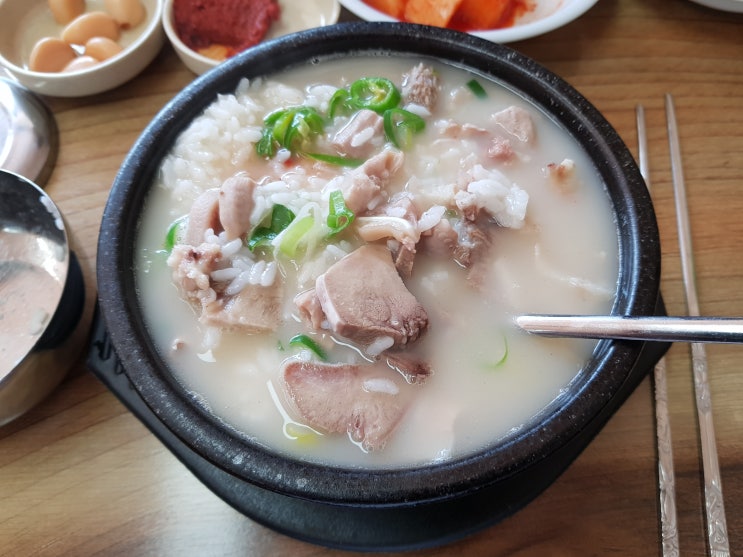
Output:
top-left (95, 22), bottom-right (667, 552)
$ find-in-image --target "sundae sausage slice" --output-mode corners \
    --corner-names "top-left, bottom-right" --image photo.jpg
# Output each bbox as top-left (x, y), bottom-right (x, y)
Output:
top-left (282, 359), bottom-right (414, 451)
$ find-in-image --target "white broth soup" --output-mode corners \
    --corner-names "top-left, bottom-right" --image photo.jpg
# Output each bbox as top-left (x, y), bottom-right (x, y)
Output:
top-left (135, 57), bottom-right (619, 468)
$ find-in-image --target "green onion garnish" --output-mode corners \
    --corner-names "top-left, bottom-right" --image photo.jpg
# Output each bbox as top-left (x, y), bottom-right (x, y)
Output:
top-left (487, 334), bottom-right (509, 370)
top-left (289, 334), bottom-right (327, 360)
top-left (306, 153), bottom-right (364, 167)
top-left (466, 79), bottom-right (488, 99)
top-left (164, 215), bottom-right (188, 252)
top-left (279, 215), bottom-right (314, 257)
top-left (247, 204), bottom-right (296, 251)
top-left (326, 190), bottom-right (355, 237)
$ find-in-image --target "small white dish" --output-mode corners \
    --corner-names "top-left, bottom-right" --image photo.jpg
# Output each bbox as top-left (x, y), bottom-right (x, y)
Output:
top-left (688, 0), bottom-right (743, 12)
top-left (163, 0), bottom-right (341, 75)
top-left (0, 0), bottom-right (164, 97)
top-left (338, 0), bottom-right (598, 43)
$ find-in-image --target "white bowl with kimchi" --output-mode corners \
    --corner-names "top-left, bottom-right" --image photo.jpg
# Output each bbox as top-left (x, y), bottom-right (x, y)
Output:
top-left (338, 0), bottom-right (598, 43)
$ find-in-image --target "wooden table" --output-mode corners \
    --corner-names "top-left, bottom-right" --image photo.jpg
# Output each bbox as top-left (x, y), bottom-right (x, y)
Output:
top-left (2, 0), bottom-right (742, 555)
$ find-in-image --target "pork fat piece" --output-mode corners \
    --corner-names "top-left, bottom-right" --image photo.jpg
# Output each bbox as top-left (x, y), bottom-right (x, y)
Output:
top-left (331, 109), bottom-right (384, 159)
top-left (218, 174), bottom-right (256, 240)
top-left (184, 189), bottom-right (221, 245)
top-left (282, 359), bottom-right (414, 451)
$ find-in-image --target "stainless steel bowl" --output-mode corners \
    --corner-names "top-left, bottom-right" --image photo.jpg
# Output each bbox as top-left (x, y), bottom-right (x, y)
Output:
top-left (0, 170), bottom-right (86, 425)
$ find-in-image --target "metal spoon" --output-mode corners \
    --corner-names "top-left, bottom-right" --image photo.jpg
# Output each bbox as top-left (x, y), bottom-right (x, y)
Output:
top-left (515, 314), bottom-right (743, 344)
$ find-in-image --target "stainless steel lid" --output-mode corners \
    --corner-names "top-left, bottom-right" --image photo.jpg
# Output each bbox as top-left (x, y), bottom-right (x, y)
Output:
top-left (0, 77), bottom-right (58, 186)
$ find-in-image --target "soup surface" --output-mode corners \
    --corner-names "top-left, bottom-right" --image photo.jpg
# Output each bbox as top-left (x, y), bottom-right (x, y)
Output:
top-left (135, 56), bottom-right (619, 468)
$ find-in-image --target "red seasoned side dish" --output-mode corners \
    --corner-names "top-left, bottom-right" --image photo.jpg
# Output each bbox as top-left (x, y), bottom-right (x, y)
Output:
top-left (173, 0), bottom-right (280, 60)
top-left (364, 0), bottom-right (533, 31)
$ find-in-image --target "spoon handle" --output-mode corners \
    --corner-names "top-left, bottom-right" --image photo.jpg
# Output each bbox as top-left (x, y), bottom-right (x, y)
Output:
top-left (515, 315), bottom-right (743, 344)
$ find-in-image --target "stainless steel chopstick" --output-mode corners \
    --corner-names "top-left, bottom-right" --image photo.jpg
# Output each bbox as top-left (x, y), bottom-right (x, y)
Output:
top-left (666, 93), bottom-right (730, 557)
top-left (514, 315), bottom-right (743, 343)
top-left (640, 103), bottom-right (678, 556)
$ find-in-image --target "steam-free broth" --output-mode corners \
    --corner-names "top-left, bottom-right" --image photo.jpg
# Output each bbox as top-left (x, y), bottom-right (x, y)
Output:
top-left (135, 56), bottom-right (619, 467)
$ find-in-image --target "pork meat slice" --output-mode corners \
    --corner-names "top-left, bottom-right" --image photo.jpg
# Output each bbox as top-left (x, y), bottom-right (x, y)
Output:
top-left (340, 147), bottom-right (404, 215)
top-left (491, 106), bottom-right (536, 144)
top-left (295, 287), bottom-right (325, 330)
top-left (420, 216), bottom-right (491, 271)
top-left (315, 244), bottom-right (428, 351)
top-left (384, 353), bottom-right (432, 384)
top-left (331, 109), bottom-right (384, 159)
top-left (201, 280), bottom-right (282, 333)
top-left (359, 193), bottom-right (420, 278)
top-left (219, 174), bottom-right (256, 240)
top-left (402, 63), bottom-right (440, 112)
top-left (184, 189), bottom-right (221, 245)
top-left (169, 243), bottom-right (223, 304)
top-left (282, 359), bottom-right (414, 451)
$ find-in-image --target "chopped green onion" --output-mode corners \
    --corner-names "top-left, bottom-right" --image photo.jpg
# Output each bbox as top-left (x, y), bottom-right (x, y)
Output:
top-left (306, 152), bottom-right (364, 167)
top-left (256, 127), bottom-right (276, 157)
top-left (289, 334), bottom-right (327, 360)
top-left (279, 215), bottom-right (314, 257)
top-left (247, 204), bottom-right (296, 251)
top-left (349, 77), bottom-right (401, 114)
top-left (383, 108), bottom-right (426, 150)
top-left (486, 334), bottom-right (509, 370)
top-left (466, 78), bottom-right (488, 99)
top-left (164, 215), bottom-right (188, 252)
top-left (326, 190), bottom-right (355, 237)
top-left (271, 110), bottom-right (295, 144)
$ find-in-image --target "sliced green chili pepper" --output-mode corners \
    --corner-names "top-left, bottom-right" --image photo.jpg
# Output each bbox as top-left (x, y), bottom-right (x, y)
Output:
top-left (328, 88), bottom-right (354, 119)
top-left (349, 77), bottom-right (401, 114)
top-left (164, 214), bottom-right (188, 252)
top-left (383, 108), bottom-right (426, 150)
top-left (326, 190), bottom-right (355, 237)
top-left (289, 334), bottom-right (327, 360)
top-left (285, 108), bottom-right (325, 151)
top-left (466, 78), bottom-right (488, 99)
top-left (306, 152), bottom-right (364, 167)
top-left (256, 106), bottom-right (325, 158)
top-left (247, 204), bottom-right (296, 251)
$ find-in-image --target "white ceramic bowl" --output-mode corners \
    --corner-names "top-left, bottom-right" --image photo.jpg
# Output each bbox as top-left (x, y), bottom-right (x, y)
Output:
top-left (162, 0), bottom-right (341, 75)
top-left (338, 0), bottom-right (598, 43)
top-left (688, 0), bottom-right (743, 12)
top-left (0, 0), bottom-right (164, 97)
